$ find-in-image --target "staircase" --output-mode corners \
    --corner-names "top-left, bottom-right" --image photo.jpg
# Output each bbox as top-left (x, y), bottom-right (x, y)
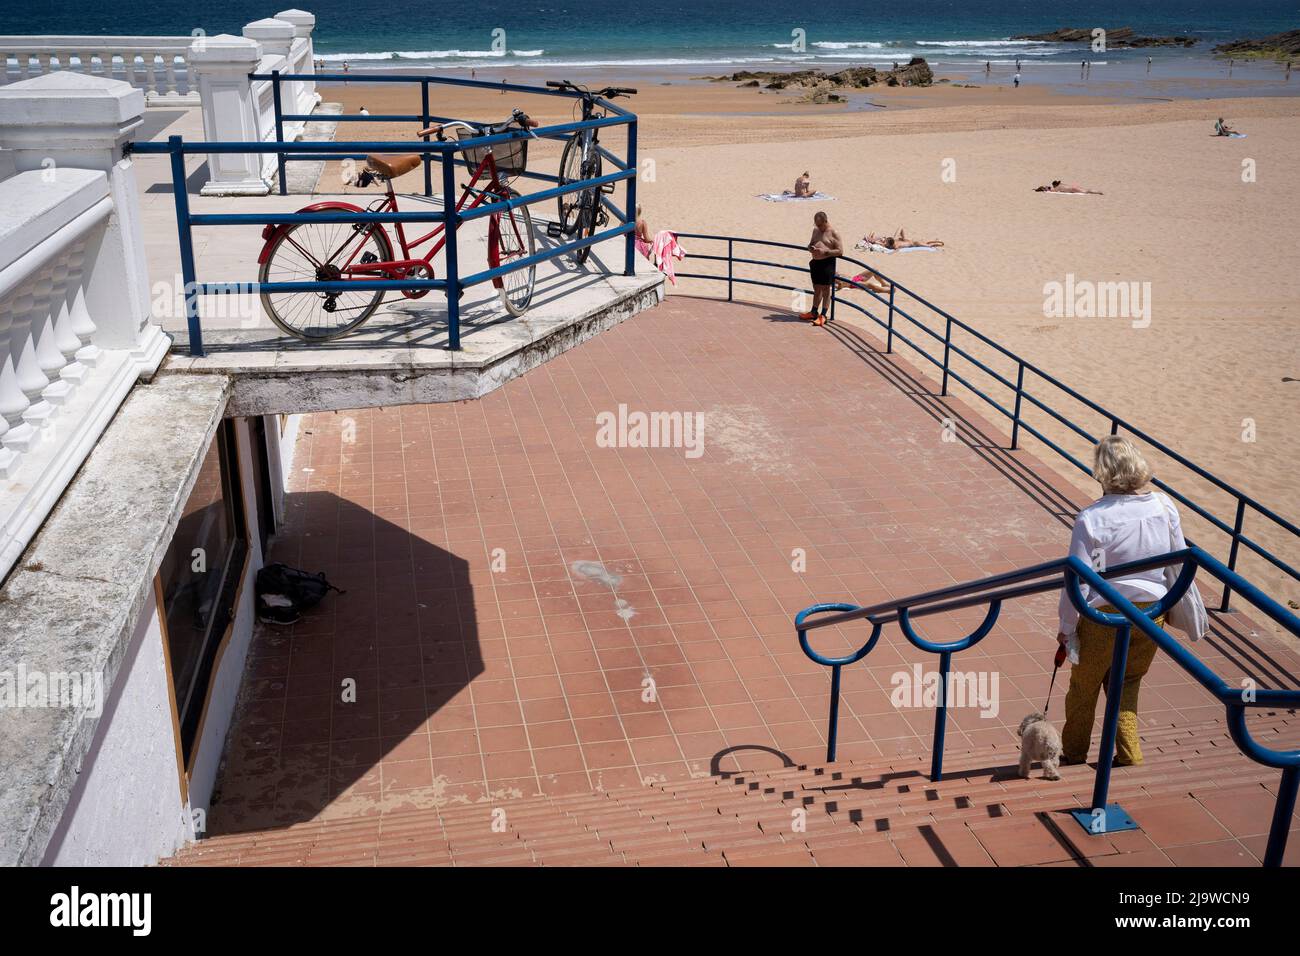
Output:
top-left (164, 710), bottom-right (1300, 867)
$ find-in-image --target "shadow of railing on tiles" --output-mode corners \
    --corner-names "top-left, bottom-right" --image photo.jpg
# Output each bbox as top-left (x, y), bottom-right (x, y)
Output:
top-left (795, 546), bottom-right (1300, 866)
top-left (673, 233), bottom-right (1300, 614)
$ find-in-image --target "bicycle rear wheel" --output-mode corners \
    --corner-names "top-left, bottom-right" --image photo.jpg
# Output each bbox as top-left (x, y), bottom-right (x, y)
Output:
top-left (571, 151), bottom-right (603, 266)
top-left (492, 188), bottom-right (536, 316)
top-left (259, 219), bottom-right (393, 340)
top-left (557, 133), bottom-right (584, 233)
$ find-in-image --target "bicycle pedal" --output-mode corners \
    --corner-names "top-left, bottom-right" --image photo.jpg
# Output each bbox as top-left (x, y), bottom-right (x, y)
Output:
top-left (546, 222), bottom-right (564, 239)
top-left (600, 182), bottom-right (616, 194)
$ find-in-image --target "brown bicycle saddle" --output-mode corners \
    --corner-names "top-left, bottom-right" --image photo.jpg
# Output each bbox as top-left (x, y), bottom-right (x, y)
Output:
top-left (365, 154), bottom-right (422, 179)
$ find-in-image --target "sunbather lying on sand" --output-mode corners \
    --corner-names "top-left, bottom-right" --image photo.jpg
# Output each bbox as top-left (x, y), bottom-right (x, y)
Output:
top-left (857, 227), bottom-right (951, 251)
top-left (860, 228), bottom-right (945, 250)
top-left (835, 269), bottom-right (891, 294)
top-left (1034, 180), bottom-right (1103, 194)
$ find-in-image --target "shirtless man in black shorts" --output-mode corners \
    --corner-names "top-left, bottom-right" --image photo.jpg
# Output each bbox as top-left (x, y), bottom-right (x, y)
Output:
top-left (801, 211), bottom-right (842, 326)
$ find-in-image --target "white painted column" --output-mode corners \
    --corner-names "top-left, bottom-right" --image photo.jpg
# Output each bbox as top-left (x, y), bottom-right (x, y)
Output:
top-left (0, 72), bottom-right (168, 369)
top-left (276, 9), bottom-right (320, 114)
top-left (243, 18), bottom-right (300, 146)
top-left (188, 34), bottom-right (270, 196)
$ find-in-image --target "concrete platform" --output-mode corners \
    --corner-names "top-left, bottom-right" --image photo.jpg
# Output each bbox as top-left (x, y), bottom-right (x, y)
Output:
top-left (157, 197), bottom-right (664, 416)
top-left (128, 114), bottom-right (664, 416)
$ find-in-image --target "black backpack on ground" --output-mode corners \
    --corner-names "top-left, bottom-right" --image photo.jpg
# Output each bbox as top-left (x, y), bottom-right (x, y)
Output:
top-left (255, 563), bottom-right (345, 625)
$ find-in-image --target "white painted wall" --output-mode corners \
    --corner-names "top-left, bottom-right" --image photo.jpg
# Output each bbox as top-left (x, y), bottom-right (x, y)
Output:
top-left (42, 416), bottom-right (271, 863)
top-left (42, 587), bottom-right (190, 866)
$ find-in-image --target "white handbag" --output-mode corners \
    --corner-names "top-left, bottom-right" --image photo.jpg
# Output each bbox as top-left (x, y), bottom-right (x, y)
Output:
top-left (1160, 494), bottom-right (1209, 640)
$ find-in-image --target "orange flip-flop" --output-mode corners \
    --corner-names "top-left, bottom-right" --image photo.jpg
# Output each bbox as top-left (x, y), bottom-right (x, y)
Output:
top-left (814, 315), bottom-right (826, 326)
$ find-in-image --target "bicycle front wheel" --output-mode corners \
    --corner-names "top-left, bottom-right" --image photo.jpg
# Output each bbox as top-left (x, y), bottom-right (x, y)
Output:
top-left (258, 219), bottom-right (393, 341)
top-left (492, 189), bottom-right (536, 317)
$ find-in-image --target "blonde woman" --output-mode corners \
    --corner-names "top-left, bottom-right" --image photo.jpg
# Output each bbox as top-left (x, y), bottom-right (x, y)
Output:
top-left (1057, 436), bottom-right (1188, 766)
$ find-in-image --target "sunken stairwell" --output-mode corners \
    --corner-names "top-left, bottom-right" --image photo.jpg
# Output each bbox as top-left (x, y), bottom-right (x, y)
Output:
top-left (163, 710), bottom-right (1300, 866)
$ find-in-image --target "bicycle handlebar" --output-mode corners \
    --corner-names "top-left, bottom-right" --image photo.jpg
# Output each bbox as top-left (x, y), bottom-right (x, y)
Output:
top-left (419, 110), bottom-right (537, 141)
top-left (547, 79), bottom-right (638, 98)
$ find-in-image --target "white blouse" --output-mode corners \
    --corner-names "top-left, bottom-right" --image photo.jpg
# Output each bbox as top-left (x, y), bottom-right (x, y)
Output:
top-left (1057, 491), bottom-right (1187, 637)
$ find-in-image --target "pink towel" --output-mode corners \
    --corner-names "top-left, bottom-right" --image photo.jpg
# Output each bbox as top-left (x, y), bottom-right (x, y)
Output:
top-left (650, 230), bottom-right (686, 285)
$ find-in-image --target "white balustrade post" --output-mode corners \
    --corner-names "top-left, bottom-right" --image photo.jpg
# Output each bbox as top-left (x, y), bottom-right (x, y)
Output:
top-left (276, 9), bottom-right (319, 114)
top-left (188, 34), bottom-right (271, 196)
top-left (0, 72), bottom-right (168, 367)
top-left (243, 18), bottom-right (299, 144)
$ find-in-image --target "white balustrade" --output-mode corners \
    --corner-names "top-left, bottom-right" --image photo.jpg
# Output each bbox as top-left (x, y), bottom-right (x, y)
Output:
top-left (0, 72), bottom-right (169, 579)
top-left (0, 38), bottom-right (201, 105)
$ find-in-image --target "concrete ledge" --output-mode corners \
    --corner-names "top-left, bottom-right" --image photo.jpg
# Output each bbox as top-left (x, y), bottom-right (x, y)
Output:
top-left (163, 270), bottom-right (665, 417)
top-left (0, 373), bottom-right (230, 866)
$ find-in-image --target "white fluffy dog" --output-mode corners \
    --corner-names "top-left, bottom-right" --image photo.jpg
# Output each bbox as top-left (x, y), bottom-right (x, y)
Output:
top-left (1017, 711), bottom-right (1063, 781)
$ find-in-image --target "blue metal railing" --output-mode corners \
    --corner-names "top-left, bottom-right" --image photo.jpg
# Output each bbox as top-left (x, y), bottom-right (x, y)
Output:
top-left (127, 74), bottom-right (638, 356)
top-left (795, 547), bottom-right (1300, 866)
top-left (673, 233), bottom-right (1300, 613)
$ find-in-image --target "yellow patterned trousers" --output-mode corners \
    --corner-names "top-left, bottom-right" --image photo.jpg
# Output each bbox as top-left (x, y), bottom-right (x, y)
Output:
top-left (1062, 602), bottom-right (1164, 766)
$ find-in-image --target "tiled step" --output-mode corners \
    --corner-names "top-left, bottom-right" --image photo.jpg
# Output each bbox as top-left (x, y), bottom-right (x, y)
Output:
top-left (165, 711), bottom-right (1300, 867)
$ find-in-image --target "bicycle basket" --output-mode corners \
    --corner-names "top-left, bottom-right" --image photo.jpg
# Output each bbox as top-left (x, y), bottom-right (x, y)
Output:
top-left (456, 125), bottom-right (528, 180)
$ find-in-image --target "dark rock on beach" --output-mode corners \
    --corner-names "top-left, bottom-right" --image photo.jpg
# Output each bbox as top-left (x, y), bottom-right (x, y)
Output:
top-left (1012, 27), bottom-right (1196, 48)
top-left (708, 57), bottom-right (934, 94)
top-left (1213, 30), bottom-right (1300, 59)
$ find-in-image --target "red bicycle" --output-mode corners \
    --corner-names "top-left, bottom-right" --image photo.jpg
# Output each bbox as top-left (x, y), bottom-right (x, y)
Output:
top-left (257, 109), bottom-right (539, 341)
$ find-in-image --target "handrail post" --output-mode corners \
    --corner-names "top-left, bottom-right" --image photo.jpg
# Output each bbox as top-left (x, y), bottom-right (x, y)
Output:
top-left (271, 69), bottom-right (287, 196)
top-left (1264, 765), bottom-right (1299, 867)
top-left (441, 149), bottom-right (461, 350)
top-left (726, 239), bottom-right (734, 301)
top-left (1090, 622), bottom-right (1130, 823)
top-left (1221, 499), bottom-right (1246, 611)
top-left (886, 284), bottom-right (895, 353)
top-left (940, 315), bottom-right (952, 395)
top-left (1010, 361), bottom-right (1026, 450)
top-left (826, 664), bottom-right (842, 762)
top-left (623, 115), bottom-right (637, 277)
top-left (168, 135), bottom-right (203, 357)
top-left (421, 79), bottom-right (432, 197)
top-left (930, 650), bottom-right (951, 781)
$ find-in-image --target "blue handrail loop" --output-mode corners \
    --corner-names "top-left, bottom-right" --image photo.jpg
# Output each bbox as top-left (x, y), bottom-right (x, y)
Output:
top-left (795, 603), bottom-right (883, 762)
top-left (796, 546), bottom-right (1300, 866)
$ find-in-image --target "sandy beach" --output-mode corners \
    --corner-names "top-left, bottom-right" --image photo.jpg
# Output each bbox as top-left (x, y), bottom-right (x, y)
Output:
top-left (319, 74), bottom-right (1300, 603)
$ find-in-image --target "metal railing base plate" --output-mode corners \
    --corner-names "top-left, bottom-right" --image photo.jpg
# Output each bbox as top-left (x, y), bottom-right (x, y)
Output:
top-left (1069, 804), bottom-right (1139, 836)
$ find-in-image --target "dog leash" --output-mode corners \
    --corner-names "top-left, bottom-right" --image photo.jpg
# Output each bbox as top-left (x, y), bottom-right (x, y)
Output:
top-left (1043, 644), bottom-right (1068, 713)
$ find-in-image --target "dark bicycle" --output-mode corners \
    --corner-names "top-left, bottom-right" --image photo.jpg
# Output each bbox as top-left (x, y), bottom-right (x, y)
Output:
top-left (546, 79), bottom-right (637, 265)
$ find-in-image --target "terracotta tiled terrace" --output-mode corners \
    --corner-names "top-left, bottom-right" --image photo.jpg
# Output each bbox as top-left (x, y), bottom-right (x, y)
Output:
top-left (184, 297), bottom-right (1300, 866)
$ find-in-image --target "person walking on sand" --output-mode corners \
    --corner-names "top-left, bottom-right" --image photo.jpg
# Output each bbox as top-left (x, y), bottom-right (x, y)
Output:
top-left (342, 61), bottom-right (350, 84)
top-left (985, 61), bottom-right (991, 76)
top-left (799, 211), bottom-right (841, 327)
top-left (1013, 71), bottom-right (1020, 88)
top-left (1057, 436), bottom-right (1199, 766)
